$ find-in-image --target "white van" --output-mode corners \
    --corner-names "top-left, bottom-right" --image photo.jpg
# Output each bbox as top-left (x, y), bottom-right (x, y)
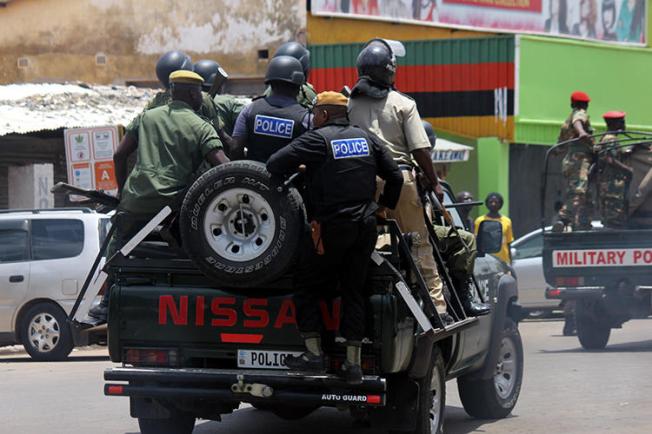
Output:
top-left (0, 208), bottom-right (110, 360)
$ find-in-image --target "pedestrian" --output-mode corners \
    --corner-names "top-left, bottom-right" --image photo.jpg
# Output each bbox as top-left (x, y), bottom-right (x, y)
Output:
top-left (456, 191), bottom-right (475, 232)
top-left (88, 71), bottom-right (229, 322)
top-left (263, 42), bottom-right (317, 108)
top-left (553, 91), bottom-right (595, 232)
top-left (475, 193), bottom-right (514, 264)
top-left (595, 111), bottom-right (632, 228)
top-left (348, 38), bottom-right (453, 324)
top-left (229, 55), bottom-right (310, 162)
top-left (626, 142), bottom-right (652, 228)
top-left (267, 91), bottom-right (403, 384)
top-left (145, 51), bottom-right (221, 133)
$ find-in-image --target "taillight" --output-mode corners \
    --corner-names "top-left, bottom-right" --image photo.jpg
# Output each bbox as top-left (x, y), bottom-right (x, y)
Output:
top-left (555, 276), bottom-right (584, 287)
top-left (124, 348), bottom-right (179, 367)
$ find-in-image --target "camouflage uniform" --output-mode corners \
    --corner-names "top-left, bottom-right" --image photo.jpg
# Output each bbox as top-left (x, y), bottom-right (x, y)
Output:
top-left (558, 109), bottom-right (594, 229)
top-left (595, 134), bottom-right (631, 228)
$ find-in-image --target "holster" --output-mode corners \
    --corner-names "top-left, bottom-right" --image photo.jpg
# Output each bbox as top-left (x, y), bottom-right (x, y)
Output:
top-left (310, 220), bottom-right (325, 255)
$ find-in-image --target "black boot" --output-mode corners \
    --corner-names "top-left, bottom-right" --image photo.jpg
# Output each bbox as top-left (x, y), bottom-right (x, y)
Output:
top-left (459, 279), bottom-right (491, 316)
top-left (285, 352), bottom-right (326, 372)
top-left (88, 295), bottom-right (109, 323)
top-left (339, 344), bottom-right (363, 385)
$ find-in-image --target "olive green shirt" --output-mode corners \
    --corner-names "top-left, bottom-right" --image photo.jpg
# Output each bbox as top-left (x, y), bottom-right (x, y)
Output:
top-left (213, 94), bottom-right (246, 136)
top-left (145, 90), bottom-right (221, 132)
top-left (120, 101), bottom-right (223, 214)
top-left (263, 82), bottom-right (317, 108)
top-left (348, 90), bottom-right (431, 166)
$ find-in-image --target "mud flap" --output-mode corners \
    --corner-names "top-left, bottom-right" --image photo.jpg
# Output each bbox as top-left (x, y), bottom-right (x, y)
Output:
top-left (369, 375), bottom-right (418, 431)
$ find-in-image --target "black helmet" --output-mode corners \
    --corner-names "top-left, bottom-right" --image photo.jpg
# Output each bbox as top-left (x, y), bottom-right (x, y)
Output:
top-left (265, 55), bottom-right (305, 86)
top-left (422, 121), bottom-right (437, 149)
top-left (193, 59), bottom-right (229, 91)
top-left (274, 41), bottom-right (310, 79)
top-left (356, 38), bottom-right (406, 87)
top-left (156, 51), bottom-right (192, 88)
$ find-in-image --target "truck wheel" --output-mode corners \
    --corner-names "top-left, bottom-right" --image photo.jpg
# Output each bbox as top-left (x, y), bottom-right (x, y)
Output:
top-left (138, 414), bottom-right (195, 434)
top-left (457, 318), bottom-right (523, 419)
top-left (391, 348), bottom-right (445, 434)
top-left (180, 161), bottom-right (304, 287)
top-left (576, 301), bottom-right (611, 350)
top-left (20, 302), bottom-right (74, 361)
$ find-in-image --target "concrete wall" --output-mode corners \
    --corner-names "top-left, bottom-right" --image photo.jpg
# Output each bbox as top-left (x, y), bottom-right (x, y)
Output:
top-left (0, 0), bottom-right (307, 85)
top-left (8, 164), bottom-right (54, 209)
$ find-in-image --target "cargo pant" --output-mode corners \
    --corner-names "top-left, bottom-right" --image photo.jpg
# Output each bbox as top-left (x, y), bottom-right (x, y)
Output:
top-left (598, 167), bottom-right (630, 229)
top-left (433, 225), bottom-right (477, 282)
top-left (558, 151), bottom-right (594, 230)
top-left (385, 170), bottom-right (446, 314)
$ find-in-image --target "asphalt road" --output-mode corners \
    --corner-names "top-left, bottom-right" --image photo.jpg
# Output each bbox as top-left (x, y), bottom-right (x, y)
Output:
top-left (1, 319), bottom-right (650, 434)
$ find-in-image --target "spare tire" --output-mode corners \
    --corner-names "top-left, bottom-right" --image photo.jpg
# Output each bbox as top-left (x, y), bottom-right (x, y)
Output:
top-left (180, 161), bottom-right (305, 287)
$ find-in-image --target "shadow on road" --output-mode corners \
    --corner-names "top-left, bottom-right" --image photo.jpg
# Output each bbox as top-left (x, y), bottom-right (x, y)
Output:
top-left (540, 339), bottom-right (652, 354)
top-left (118, 405), bottom-right (517, 434)
top-left (0, 355), bottom-right (110, 363)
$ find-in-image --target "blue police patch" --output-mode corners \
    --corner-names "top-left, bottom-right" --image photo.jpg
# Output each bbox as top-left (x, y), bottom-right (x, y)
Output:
top-left (254, 115), bottom-right (295, 139)
top-left (330, 138), bottom-right (370, 159)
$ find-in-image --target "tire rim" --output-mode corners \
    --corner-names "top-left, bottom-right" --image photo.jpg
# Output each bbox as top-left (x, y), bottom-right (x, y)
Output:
top-left (494, 336), bottom-right (517, 400)
top-left (27, 312), bottom-right (60, 353)
top-left (203, 188), bottom-right (276, 262)
top-left (430, 364), bottom-right (443, 431)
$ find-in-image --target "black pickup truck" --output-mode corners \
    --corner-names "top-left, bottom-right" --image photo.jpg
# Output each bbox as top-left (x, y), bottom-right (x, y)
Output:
top-left (69, 163), bottom-right (523, 434)
top-left (541, 133), bottom-right (652, 350)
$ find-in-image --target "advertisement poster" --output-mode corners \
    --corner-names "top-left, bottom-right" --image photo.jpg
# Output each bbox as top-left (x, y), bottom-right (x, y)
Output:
top-left (64, 126), bottom-right (120, 201)
top-left (312, 0), bottom-right (646, 45)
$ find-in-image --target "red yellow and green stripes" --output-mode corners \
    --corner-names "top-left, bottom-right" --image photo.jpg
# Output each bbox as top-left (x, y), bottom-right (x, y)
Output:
top-left (309, 36), bottom-right (515, 120)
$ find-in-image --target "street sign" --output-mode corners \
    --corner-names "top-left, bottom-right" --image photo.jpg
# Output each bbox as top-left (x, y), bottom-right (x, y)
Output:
top-left (64, 126), bottom-right (119, 201)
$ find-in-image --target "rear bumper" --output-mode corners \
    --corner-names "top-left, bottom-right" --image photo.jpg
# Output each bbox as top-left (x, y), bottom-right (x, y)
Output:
top-left (105, 366), bottom-right (386, 408)
top-left (545, 286), bottom-right (605, 300)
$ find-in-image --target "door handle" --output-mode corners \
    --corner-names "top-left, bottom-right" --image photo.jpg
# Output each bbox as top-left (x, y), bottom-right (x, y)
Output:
top-left (9, 275), bottom-right (24, 283)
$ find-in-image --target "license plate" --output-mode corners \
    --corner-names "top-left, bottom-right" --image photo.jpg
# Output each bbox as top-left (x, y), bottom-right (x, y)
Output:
top-left (237, 349), bottom-right (302, 369)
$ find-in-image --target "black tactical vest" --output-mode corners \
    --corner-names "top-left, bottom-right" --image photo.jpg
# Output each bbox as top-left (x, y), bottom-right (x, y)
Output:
top-left (244, 97), bottom-right (309, 163)
top-left (309, 123), bottom-right (379, 222)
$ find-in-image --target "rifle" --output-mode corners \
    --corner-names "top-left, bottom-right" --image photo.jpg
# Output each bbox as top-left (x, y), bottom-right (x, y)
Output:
top-left (51, 182), bottom-right (119, 210)
top-left (415, 172), bottom-right (471, 254)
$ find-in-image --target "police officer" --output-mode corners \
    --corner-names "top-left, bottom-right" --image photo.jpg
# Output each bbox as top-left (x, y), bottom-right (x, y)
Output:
top-left (145, 51), bottom-right (221, 133)
top-left (267, 91), bottom-right (403, 384)
top-left (263, 41), bottom-right (317, 108)
top-left (193, 59), bottom-right (245, 137)
top-left (595, 111), bottom-right (632, 228)
top-left (88, 71), bottom-right (229, 322)
top-left (553, 91), bottom-right (595, 232)
top-left (421, 122), bottom-right (490, 316)
top-left (348, 38), bottom-right (452, 324)
top-left (230, 55), bottom-right (310, 162)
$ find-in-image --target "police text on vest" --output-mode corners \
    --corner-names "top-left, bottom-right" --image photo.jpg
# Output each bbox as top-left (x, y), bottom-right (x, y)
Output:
top-left (331, 138), bottom-right (370, 159)
top-left (254, 115), bottom-right (295, 139)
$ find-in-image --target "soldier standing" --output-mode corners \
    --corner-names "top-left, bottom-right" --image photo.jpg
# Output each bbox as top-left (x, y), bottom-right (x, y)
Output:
top-left (627, 142), bottom-right (652, 228)
top-left (553, 91), bottom-right (595, 232)
top-left (595, 111), bottom-right (632, 228)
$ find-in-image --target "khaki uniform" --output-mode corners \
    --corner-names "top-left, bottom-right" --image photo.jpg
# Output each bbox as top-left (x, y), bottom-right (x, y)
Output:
top-left (558, 109), bottom-right (594, 229)
top-left (595, 134), bottom-right (631, 228)
top-left (627, 145), bottom-right (652, 228)
top-left (146, 90), bottom-right (221, 132)
top-left (121, 100), bottom-right (222, 215)
top-left (263, 83), bottom-right (317, 108)
top-left (213, 94), bottom-right (246, 136)
top-left (350, 90), bottom-right (446, 313)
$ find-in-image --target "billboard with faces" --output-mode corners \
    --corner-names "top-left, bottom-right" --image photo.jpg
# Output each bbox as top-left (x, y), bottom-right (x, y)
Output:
top-left (312, 0), bottom-right (646, 46)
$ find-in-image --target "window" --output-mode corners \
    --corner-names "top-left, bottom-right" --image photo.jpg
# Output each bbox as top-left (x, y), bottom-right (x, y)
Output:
top-left (31, 219), bottom-right (84, 260)
top-left (0, 230), bottom-right (29, 262)
top-left (512, 232), bottom-right (543, 260)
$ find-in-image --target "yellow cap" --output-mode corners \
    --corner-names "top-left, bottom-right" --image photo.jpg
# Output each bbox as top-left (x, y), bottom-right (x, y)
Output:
top-left (169, 70), bottom-right (204, 85)
top-left (314, 91), bottom-right (348, 107)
